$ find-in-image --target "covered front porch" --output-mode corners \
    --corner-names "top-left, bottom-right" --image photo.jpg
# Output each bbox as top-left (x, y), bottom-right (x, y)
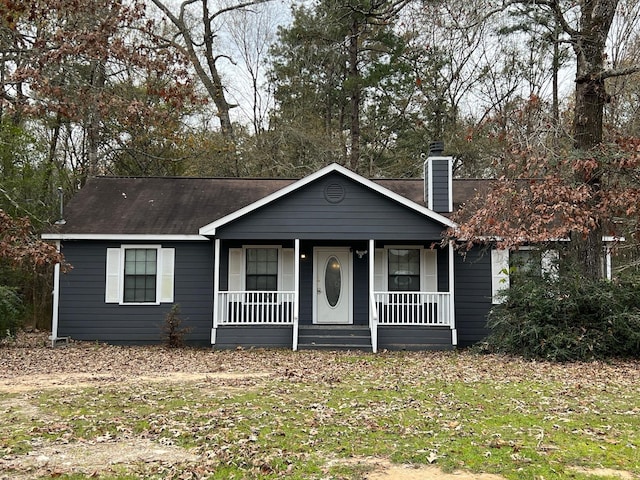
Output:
top-left (210, 239), bottom-right (457, 352)
top-left (197, 163), bottom-right (459, 351)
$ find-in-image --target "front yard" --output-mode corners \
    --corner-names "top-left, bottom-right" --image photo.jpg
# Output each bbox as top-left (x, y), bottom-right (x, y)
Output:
top-left (0, 334), bottom-right (638, 479)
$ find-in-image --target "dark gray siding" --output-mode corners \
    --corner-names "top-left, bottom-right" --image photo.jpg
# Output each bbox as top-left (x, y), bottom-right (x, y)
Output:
top-left (454, 247), bottom-right (492, 347)
top-left (216, 172), bottom-right (446, 240)
top-left (215, 326), bottom-right (292, 349)
top-left (430, 159), bottom-right (451, 212)
top-left (378, 326), bottom-right (453, 351)
top-left (58, 241), bottom-right (213, 345)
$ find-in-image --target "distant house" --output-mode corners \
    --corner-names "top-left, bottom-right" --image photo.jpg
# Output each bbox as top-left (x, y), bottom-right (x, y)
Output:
top-left (42, 151), bottom-right (531, 351)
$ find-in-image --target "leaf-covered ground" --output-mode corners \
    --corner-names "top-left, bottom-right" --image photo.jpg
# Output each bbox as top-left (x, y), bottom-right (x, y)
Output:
top-left (0, 333), bottom-right (639, 479)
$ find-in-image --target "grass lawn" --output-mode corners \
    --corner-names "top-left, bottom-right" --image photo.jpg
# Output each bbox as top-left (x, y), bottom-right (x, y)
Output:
top-left (0, 338), bottom-right (638, 479)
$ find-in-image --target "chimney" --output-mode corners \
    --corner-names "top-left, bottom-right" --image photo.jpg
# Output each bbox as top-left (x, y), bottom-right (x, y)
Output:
top-left (424, 141), bottom-right (453, 213)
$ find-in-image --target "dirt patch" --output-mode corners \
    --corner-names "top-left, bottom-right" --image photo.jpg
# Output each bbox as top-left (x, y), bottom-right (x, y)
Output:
top-left (332, 457), bottom-right (507, 480)
top-left (0, 371), bottom-right (271, 394)
top-left (0, 438), bottom-right (198, 479)
top-left (369, 465), bottom-right (505, 480)
top-left (568, 467), bottom-right (638, 479)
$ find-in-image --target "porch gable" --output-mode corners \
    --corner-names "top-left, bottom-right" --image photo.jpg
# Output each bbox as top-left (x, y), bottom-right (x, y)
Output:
top-left (210, 170), bottom-right (451, 241)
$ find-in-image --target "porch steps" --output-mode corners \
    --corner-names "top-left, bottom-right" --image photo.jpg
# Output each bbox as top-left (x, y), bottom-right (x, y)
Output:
top-left (297, 325), bottom-right (372, 351)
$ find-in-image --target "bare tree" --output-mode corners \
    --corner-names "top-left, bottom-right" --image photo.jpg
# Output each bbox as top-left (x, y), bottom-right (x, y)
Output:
top-left (149, 0), bottom-right (274, 145)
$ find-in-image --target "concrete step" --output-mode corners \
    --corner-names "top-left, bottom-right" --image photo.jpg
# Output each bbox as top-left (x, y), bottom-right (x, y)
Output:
top-left (297, 325), bottom-right (372, 350)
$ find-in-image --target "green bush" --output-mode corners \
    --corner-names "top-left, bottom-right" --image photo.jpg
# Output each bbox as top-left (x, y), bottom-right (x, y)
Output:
top-left (0, 285), bottom-right (25, 340)
top-left (484, 273), bottom-right (640, 361)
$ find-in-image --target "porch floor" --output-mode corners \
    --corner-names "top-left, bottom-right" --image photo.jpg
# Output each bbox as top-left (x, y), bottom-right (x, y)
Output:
top-left (297, 325), bottom-right (372, 351)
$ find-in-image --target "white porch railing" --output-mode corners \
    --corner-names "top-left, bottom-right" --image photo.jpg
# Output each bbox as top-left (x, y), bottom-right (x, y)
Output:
top-left (217, 291), bottom-right (295, 325)
top-left (373, 292), bottom-right (451, 326)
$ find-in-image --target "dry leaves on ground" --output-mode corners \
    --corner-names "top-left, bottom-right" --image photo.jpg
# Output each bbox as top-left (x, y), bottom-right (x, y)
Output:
top-left (1, 332), bottom-right (639, 480)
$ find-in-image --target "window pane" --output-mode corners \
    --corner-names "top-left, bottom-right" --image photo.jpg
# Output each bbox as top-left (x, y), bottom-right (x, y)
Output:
top-left (246, 248), bottom-right (278, 291)
top-left (123, 249), bottom-right (157, 302)
top-left (388, 248), bottom-right (420, 291)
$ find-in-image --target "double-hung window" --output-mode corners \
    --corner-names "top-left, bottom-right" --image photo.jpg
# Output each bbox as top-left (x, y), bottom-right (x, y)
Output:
top-left (124, 248), bottom-right (158, 303)
top-left (491, 247), bottom-right (559, 303)
top-left (388, 248), bottom-right (421, 292)
top-left (105, 245), bottom-right (175, 305)
top-left (228, 246), bottom-right (295, 293)
top-left (246, 248), bottom-right (278, 291)
top-left (374, 246), bottom-right (437, 292)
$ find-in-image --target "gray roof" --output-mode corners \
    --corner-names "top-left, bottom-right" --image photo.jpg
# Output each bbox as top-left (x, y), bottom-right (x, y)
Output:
top-left (46, 175), bottom-right (491, 236)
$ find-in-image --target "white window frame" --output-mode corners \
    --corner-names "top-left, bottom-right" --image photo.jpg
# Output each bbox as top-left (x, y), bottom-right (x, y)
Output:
top-left (105, 244), bottom-right (175, 305)
top-left (228, 245), bottom-right (295, 292)
top-left (511, 246), bottom-right (559, 279)
top-left (491, 246), bottom-right (559, 304)
top-left (375, 246), bottom-right (437, 292)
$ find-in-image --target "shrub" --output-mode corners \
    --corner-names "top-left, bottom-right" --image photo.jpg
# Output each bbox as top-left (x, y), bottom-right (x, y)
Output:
top-left (160, 304), bottom-right (192, 348)
top-left (484, 273), bottom-right (640, 361)
top-left (0, 285), bottom-right (24, 340)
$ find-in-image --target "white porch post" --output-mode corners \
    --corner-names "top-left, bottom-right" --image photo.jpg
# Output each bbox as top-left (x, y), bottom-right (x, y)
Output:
top-left (369, 238), bottom-right (378, 353)
top-left (49, 240), bottom-right (61, 347)
top-left (448, 240), bottom-right (457, 346)
top-left (211, 238), bottom-right (220, 345)
top-left (293, 238), bottom-right (300, 350)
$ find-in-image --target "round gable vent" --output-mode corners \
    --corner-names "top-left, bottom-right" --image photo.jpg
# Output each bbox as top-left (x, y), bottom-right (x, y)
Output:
top-left (324, 183), bottom-right (345, 203)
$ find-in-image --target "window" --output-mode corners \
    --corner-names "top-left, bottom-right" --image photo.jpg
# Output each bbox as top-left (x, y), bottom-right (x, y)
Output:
top-left (491, 247), bottom-right (559, 303)
top-left (388, 248), bottom-right (421, 292)
top-left (510, 249), bottom-right (542, 282)
top-left (228, 246), bottom-right (295, 292)
top-left (374, 247), bottom-right (437, 293)
top-left (105, 246), bottom-right (174, 304)
top-left (124, 248), bottom-right (157, 303)
top-left (246, 248), bottom-right (278, 291)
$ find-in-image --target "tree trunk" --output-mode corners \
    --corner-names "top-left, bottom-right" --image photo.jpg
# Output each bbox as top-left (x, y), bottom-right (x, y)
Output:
top-left (348, 19), bottom-right (361, 172)
top-left (567, 0), bottom-right (618, 279)
top-left (86, 60), bottom-right (106, 179)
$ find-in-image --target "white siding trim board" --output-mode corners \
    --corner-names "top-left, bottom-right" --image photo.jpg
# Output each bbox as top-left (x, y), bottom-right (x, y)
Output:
top-left (43, 234), bottom-right (208, 241)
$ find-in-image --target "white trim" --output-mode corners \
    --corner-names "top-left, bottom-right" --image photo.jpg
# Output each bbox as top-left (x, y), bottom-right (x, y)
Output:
top-left (448, 160), bottom-right (453, 213)
top-left (212, 239), bottom-right (220, 345)
top-left (369, 239), bottom-right (378, 353)
top-left (42, 233), bottom-right (208, 241)
top-left (50, 241), bottom-right (61, 346)
top-left (603, 236), bottom-right (625, 242)
top-left (293, 239), bottom-right (300, 351)
top-left (448, 241), bottom-right (456, 344)
top-left (199, 163), bottom-right (456, 235)
top-left (426, 160), bottom-right (433, 210)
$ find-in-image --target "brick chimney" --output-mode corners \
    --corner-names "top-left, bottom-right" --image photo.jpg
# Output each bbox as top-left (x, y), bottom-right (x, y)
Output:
top-left (424, 141), bottom-right (453, 213)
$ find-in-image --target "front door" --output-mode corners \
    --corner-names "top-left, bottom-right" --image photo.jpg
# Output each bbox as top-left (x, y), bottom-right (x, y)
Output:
top-left (314, 247), bottom-right (352, 324)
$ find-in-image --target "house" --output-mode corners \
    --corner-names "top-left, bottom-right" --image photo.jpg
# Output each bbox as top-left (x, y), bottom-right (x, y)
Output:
top-left (43, 151), bottom-right (515, 351)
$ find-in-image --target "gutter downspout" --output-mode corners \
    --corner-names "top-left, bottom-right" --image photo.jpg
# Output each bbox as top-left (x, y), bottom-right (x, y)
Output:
top-left (49, 240), bottom-right (61, 347)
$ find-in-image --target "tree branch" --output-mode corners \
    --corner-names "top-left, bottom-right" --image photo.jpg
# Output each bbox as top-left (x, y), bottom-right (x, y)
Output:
top-left (208, 0), bottom-right (273, 23)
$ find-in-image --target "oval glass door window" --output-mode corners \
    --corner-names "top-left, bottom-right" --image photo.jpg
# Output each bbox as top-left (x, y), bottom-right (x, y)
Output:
top-left (324, 256), bottom-right (342, 307)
